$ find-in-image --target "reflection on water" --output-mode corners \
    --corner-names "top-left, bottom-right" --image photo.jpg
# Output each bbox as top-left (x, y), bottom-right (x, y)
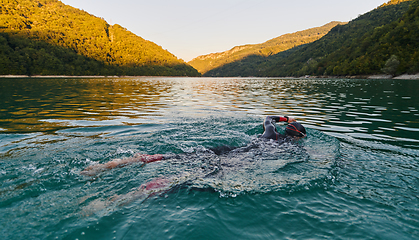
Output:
top-left (0, 78), bottom-right (174, 132)
top-left (1, 77), bottom-right (418, 146)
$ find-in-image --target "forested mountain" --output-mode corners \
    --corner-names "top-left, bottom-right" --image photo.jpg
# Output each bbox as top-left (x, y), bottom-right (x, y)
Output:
top-left (203, 0), bottom-right (417, 77)
top-left (188, 21), bottom-right (344, 74)
top-left (0, 0), bottom-right (200, 76)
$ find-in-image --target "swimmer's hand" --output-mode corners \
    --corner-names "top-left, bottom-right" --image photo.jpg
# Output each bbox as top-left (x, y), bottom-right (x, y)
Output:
top-left (287, 117), bottom-right (296, 123)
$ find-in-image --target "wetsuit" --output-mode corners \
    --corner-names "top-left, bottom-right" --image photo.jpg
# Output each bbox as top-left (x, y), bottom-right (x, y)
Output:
top-left (260, 116), bottom-right (289, 140)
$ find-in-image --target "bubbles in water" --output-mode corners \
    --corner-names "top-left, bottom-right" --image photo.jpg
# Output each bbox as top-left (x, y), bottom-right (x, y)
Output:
top-left (116, 147), bottom-right (134, 155)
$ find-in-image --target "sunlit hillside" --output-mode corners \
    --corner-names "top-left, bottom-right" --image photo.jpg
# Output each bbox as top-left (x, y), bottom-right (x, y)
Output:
top-left (0, 0), bottom-right (200, 76)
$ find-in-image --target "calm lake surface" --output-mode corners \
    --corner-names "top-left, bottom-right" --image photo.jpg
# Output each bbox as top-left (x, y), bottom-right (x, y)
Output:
top-left (1, 77), bottom-right (418, 239)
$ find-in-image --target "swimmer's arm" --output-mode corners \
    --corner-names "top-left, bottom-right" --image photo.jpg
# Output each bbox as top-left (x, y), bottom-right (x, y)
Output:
top-left (267, 116), bottom-right (296, 123)
top-left (80, 154), bottom-right (164, 176)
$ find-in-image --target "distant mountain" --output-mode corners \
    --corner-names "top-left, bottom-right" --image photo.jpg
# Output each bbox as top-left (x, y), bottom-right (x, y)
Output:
top-left (203, 0), bottom-right (416, 77)
top-left (188, 21), bottom-right (344, 74)
top-left (0, 0), bottom-right (200, 76)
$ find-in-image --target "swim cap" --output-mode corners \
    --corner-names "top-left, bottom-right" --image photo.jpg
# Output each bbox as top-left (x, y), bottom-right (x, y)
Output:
top-left (285, 122), bottom-right (306, 137)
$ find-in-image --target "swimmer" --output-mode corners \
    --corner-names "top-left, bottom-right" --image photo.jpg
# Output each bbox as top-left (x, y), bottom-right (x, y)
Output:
top-left (81, 116), bottom-right (306, 176)
top-left (80, 115), bottom-right (308, 212)
top-left (261, 116), bottom-right (306, 140)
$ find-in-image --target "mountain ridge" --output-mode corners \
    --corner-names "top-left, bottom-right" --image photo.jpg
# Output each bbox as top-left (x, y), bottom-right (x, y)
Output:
top-left (188, 21), bottom-right (345, 74)
top-left (202, 0), bottom-right (416, 77)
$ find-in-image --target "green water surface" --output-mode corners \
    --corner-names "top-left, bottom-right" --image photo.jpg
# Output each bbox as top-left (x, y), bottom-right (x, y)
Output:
top-left (0, 77), bottom-right (418, 239)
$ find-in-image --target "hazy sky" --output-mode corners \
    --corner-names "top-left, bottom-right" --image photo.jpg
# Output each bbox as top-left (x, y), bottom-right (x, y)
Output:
top-left (60, 0), bottom-right (387, 61)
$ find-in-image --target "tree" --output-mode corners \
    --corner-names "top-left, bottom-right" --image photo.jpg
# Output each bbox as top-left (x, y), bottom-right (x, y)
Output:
top-left (382, 55), bottom-right (400, 76)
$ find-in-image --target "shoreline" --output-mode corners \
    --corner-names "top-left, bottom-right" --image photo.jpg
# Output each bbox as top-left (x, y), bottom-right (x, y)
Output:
top-left (0, 75), bottom-right (121, 78)
top-left (1, 74), bottom-right (419, 79)
top-left (304, 74), bottom-right (419, 80)
top-left (0, 75), bottom-right (195, 78)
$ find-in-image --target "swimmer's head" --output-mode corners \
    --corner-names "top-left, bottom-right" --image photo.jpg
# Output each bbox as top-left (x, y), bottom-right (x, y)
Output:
top-left (285, 122), bottom-right (306, 138)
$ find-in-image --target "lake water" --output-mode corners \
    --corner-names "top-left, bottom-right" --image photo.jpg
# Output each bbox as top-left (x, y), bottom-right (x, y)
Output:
top-left (1, 77), bottom-right (418, 239)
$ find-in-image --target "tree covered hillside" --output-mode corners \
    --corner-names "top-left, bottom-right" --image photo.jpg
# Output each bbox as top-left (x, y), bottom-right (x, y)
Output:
top-left (189, 21), bottom-right (344, 74)
top-left (204, 0), bottom-right (416, 77)
top-left (0, 0), bottom-right (200, 76)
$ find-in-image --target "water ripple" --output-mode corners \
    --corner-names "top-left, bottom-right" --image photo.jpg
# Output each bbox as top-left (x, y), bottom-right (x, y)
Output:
top-left (1, 77), bottom-right (419, 239)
